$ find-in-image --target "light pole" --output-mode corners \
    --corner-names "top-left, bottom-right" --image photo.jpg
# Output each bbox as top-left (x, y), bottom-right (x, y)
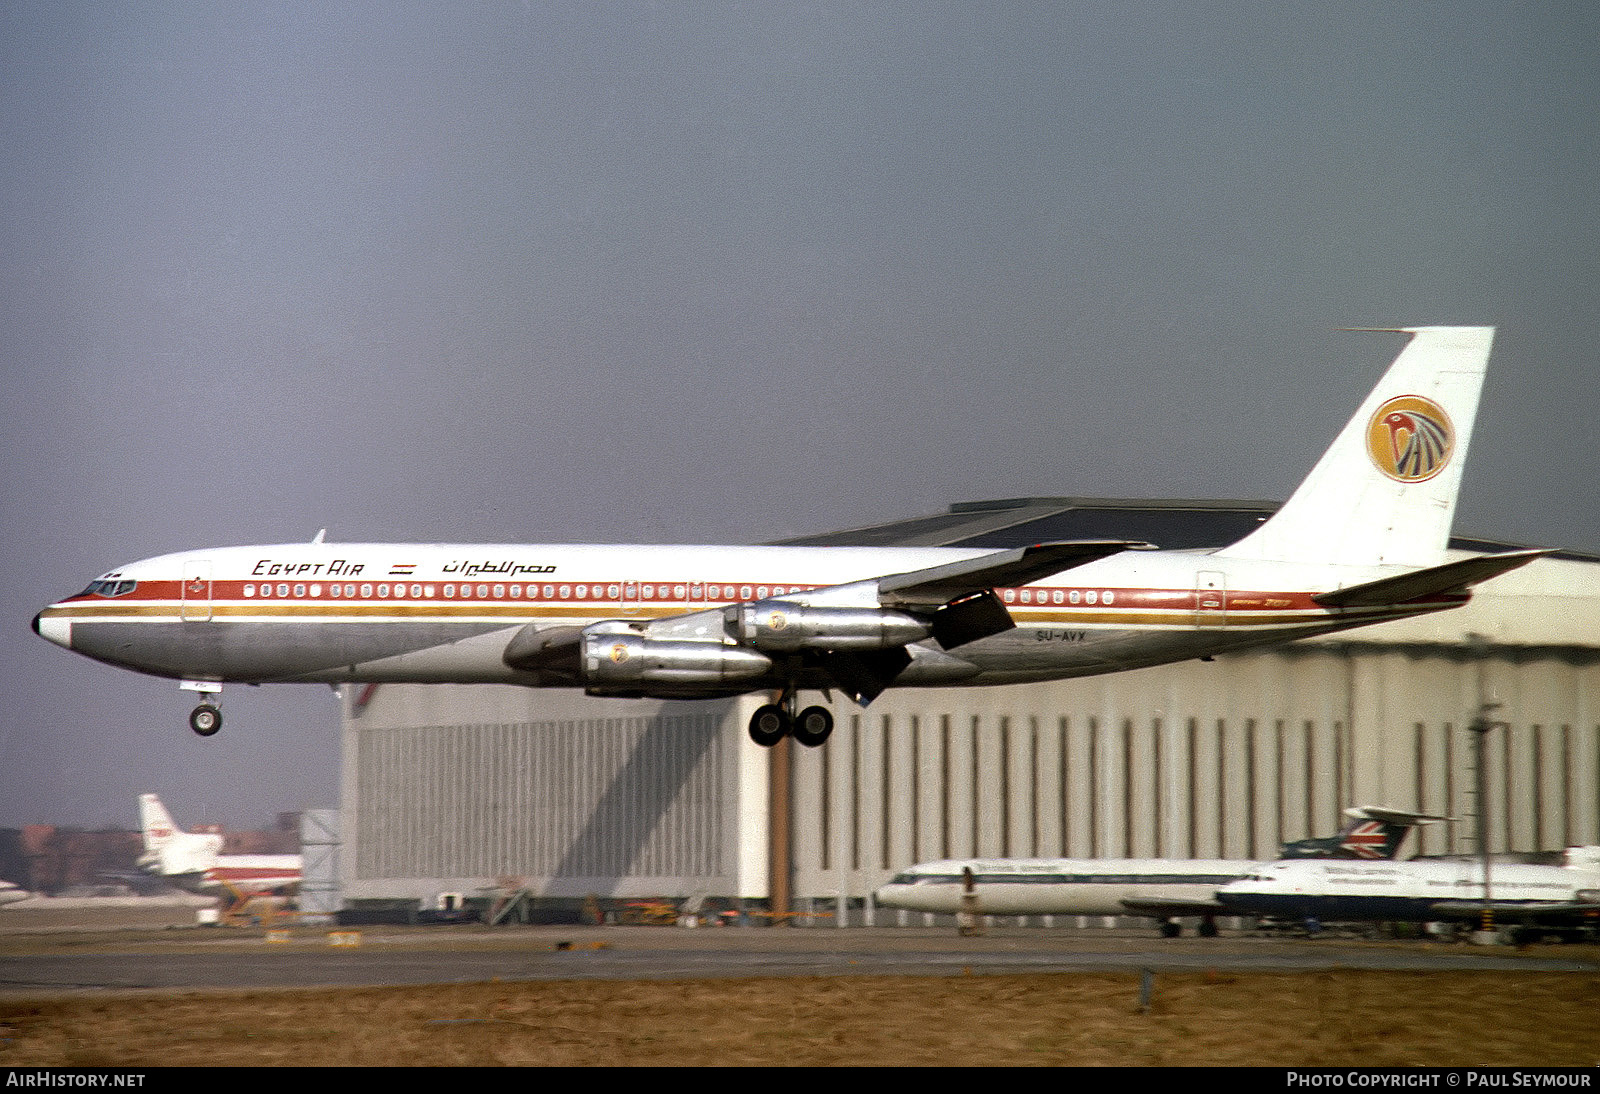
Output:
top-left (1467, 634), bottom-right (1507, 940)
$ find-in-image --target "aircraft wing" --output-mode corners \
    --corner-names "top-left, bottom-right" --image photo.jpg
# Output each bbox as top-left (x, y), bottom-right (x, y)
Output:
top-left (502, 539), bottom-right (1151, 700)
top-left (875, 539), bottom-right (1152, 655)
top-left (1120, 896), bottom-right (1228, 918)
top-left (878, 540), bottom-right (1153, 609)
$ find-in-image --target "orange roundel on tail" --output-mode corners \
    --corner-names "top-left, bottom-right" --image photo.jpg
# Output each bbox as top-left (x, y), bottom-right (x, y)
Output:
top-left (1366, 395), bottom-right (1454, 482)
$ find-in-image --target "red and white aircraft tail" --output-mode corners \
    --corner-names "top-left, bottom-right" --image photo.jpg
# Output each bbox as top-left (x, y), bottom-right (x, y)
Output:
top-left (137, 793), bottom-right (301, 896)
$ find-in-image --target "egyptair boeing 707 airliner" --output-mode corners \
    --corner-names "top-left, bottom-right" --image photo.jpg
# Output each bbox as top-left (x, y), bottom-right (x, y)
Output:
top-left (33, 327), bottom-right (1544, 747)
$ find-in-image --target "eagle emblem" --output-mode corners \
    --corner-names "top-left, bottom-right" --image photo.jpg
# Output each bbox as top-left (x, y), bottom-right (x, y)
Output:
top-left (1366, 395), bottom-right (1453, 482)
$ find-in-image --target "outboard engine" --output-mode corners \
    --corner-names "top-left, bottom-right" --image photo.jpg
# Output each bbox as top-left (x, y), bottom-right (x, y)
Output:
top-left (580, 621), bottom-right (772, 691)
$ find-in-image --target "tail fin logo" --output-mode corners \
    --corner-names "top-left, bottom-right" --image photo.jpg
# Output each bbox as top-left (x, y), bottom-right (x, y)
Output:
top-left (1340, 821), bottom-right (1389, 859)
top-left (1366, 395), bottom-right (1454, 482)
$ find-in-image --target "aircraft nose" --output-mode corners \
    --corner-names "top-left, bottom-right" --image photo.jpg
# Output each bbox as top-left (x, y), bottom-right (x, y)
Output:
top-left (32, 610), bottom-right (72, 649)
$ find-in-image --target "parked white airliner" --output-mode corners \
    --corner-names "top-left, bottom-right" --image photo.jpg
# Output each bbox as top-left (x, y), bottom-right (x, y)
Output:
top-left (1216, 847), bottom-right (1600, 939)
top-left (137, 793), bottom-right (301, 897)
top-left (874, 806), bottom-right (1443, 936)
top-left (34, 327), bottom-right (1543, 747)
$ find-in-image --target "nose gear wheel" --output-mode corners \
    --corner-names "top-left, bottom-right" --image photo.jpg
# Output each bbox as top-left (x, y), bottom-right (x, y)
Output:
top-left (189, 703), bottom-right (223, 737)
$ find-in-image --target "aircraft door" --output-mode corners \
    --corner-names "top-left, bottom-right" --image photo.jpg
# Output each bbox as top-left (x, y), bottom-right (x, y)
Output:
top-left (181, 560), bottom-right (213, 622)
top-left (1194, 571), bottom-right (1226, 626)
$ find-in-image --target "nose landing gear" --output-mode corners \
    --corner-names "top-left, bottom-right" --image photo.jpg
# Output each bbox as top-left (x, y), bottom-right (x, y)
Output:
top-left (181, 680), bottom-right (223, 737)
top-left (188, 703), bottom-right (223, 736)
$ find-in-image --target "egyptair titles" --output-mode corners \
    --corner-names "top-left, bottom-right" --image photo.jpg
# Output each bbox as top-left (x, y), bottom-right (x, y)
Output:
top-left (249, 558), bottom-right (558, 579)
top-left (253, 559), bottom-right (367, 577)
top-left (442, 560), bottom-right (557, 578)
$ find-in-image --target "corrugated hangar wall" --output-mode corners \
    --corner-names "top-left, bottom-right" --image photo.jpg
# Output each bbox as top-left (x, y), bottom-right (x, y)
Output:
top-left (340, 688), bottom-right (750, 903)
top-left (791, 646), bottom-right (1600, 906)
top-left (338, 639), bottom-right (1600, 910)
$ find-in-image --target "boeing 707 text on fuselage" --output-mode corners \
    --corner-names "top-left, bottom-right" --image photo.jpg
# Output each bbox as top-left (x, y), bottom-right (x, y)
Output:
top-left (33, 328), bottom-right (1544, 747)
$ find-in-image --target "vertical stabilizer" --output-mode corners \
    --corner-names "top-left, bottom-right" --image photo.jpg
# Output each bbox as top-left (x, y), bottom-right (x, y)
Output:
top-left (136, 793), bottom-right (221, 876)
top-left (1220, 327), bottom-right (1494, 569)
top-left (1280, 805), bottom-right (1446, 860)
top-left (137, 793), bottom-right (182, 854)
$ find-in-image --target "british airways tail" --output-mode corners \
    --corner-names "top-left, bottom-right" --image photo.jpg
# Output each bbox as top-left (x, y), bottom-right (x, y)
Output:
top-left (1220, 327), bottom-right (1494, 569)
top-left (1279, 805), bottom-right (1446, 860)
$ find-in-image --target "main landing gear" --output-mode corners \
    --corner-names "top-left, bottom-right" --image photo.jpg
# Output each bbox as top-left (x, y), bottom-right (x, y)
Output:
top-left (747, 693), bottom-right (834, 748)
top-left (181, 680), bottom-right (223, 737)
top-left (1158, 917), bottom-right (1220, 939)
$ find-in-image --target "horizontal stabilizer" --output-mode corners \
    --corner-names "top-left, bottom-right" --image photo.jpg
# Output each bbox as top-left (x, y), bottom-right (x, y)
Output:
top-left (880, 540), bottom-right (1150, 608)
top-left (1343, 805), bottom-right (1451, 825)
top-left (1313, 549), bottom-right (1549, 608)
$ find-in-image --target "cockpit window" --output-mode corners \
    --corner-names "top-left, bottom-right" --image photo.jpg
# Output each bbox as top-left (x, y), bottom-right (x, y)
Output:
top-left (887, 871), bottom-right (962, 885)
top-left (79, 579), bottom-right (137, 598)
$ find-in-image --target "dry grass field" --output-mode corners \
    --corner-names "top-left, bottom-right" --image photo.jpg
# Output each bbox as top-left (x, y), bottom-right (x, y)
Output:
top-left (4, 967), bottom-right (1599, 1067)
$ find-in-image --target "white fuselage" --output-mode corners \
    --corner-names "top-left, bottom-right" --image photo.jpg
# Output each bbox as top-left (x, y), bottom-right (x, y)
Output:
top-left (875, 858), bottom-right (1255, 917)
top-left (1216, 856), bottom-right (1600, 922)
top-left (31, 329), bottom-right (1526, 716)
top-left (32, 541), bottom-right (1460, 694)
top-left (177, 854), bottom-right (303, 896)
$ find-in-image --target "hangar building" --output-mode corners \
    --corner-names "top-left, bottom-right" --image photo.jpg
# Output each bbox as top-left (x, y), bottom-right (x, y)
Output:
top-left (334, 498), bottom-right (1600, 922)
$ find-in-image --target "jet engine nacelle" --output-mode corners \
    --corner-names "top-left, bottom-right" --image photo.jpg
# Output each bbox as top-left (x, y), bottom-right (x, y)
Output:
top-left (731, 600), bottom-right (932, 652)
top-left (580, 623), bottom-right (773, 689)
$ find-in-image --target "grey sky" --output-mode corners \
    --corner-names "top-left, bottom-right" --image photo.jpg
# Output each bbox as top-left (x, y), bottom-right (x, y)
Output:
top-left (3, 2), bottom-right (1596, 829)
